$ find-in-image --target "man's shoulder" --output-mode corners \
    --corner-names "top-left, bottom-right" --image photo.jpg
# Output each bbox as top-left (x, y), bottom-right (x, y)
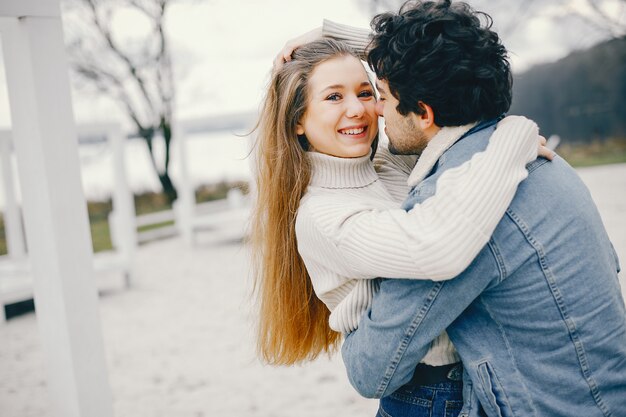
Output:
top-left (414, 127), bottom-right (494, 192)
top-left (438, 125), bottom-right (494, 169)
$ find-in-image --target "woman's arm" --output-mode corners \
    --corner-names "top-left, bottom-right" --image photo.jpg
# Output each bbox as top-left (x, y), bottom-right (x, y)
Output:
top-left (274, 20), bottom-right (369, 68)
top-left (296, 117), bottom-right (539, 281)
top-left (322, 19), bottom-right (371, 59)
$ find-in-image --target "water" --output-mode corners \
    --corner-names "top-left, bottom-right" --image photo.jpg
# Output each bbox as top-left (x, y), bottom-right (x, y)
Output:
top-left (0, 131), bottom-right (254, 207)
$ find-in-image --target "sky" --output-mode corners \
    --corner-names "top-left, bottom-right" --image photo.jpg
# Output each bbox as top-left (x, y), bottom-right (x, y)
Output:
top-left (0, 0), bottom-right (624, 129)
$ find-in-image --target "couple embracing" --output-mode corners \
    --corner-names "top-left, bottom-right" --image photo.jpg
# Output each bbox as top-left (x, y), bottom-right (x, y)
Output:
top-left (251, 1), bottom-right (626, 416)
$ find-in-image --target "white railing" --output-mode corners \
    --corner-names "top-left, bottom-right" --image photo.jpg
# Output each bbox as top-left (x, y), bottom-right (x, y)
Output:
top-left (136, 209), bottom-right (177, 243)
top-left (0, 124), bottom-right (138, 320)
top-left (173, 116), bottom-right (254, 246)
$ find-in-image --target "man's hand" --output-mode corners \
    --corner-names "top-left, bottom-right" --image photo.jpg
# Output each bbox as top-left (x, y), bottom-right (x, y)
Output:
top-left (273, 27), bottom-right (323, 72)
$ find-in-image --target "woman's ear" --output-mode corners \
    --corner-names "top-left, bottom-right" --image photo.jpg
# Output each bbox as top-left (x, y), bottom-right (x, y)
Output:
top-left (296, 124), bottom-right (305, 135)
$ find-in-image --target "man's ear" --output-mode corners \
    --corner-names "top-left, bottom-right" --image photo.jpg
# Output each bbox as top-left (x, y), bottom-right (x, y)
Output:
top-left (416, 101), bottom-right (436, 130)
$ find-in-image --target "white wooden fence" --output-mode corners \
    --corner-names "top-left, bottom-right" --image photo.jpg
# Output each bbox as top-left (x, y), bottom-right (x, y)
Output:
top-left (0, 3), bottom-right (254, 414)
top-left (0, 124), bottom-right (138, 322)
top-left (173, 116), bottom-right (254, 246)
top-left (0, 122), bottom-right (253, 319)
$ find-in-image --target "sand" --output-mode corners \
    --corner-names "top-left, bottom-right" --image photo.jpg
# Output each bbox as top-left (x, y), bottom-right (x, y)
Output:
top-left (1, 163), bottom-right (624, 417)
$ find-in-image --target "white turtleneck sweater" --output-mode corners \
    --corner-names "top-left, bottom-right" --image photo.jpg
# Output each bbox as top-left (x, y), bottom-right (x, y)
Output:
top-left (295, 116), bottom-right (538, 366)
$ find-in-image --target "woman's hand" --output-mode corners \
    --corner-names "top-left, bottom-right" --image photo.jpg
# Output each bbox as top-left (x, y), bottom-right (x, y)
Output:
top-left (538, 135), bottom-right (556, 160)
top-left (273, 27), bottom-right (323, 71)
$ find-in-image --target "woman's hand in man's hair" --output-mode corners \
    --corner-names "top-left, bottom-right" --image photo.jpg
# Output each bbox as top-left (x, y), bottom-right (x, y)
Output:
top-left (273, 27), bottom-right (322, 72)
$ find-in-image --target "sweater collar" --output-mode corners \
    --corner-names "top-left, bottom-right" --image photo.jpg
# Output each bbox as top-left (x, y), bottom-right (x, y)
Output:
top-left (307, 151), bottom-right (378, 189)
top-left (406, 123), bottom-right (477, 187)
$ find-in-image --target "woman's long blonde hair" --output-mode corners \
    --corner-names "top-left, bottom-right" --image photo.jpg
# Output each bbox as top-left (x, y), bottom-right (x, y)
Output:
top-left (251, 40), bottom-right (359, 365)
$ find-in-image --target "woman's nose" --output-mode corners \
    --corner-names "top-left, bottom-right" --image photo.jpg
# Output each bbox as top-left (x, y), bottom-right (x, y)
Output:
top-left (346, 96), bottom-right (365, 118)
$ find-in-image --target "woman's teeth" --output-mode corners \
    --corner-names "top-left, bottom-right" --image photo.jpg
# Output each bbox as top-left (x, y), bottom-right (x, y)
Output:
top-left (340, 127), bottom-right (365, 135)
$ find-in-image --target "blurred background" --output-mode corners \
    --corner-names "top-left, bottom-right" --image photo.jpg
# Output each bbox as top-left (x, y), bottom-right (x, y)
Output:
top-left (0, 1), bottom-right (624, 416)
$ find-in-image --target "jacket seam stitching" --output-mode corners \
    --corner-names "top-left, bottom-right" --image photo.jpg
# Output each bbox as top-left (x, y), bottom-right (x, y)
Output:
top-left (507, 209), bottom-right (613, 417)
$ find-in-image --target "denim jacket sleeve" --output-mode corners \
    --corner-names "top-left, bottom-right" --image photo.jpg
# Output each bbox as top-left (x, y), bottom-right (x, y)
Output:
top-left (341, 244), bottom-right (501, 398)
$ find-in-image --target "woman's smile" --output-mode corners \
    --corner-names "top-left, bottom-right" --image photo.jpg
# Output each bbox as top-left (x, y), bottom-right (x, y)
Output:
top-left (338, 124), bottom-right (369, 139)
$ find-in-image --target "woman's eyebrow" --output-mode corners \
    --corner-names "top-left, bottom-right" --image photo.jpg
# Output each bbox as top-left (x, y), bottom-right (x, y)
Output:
top-left (320, 81), bottom-right (371, 93)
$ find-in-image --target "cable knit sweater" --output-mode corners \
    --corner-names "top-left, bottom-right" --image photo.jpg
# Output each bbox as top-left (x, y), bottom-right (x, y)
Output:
top-left (295, 116), bottom-right (538, 365)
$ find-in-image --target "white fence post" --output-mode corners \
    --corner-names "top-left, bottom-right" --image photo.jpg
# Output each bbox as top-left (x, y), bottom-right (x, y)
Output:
top-left (0, 4), bottom-right (114, 417)
top-left (110, 125), bottom-right (137, 285)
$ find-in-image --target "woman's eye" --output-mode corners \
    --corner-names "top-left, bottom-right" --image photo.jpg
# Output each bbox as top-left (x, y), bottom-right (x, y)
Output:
top-left (326, 93), bottom-right (341, 101)
top-left (359, 90), bottom-right (374, 98)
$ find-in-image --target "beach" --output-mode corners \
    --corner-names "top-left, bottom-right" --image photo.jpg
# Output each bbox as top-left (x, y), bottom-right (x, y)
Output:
top-left (1, 163), bottom-right (624, 417)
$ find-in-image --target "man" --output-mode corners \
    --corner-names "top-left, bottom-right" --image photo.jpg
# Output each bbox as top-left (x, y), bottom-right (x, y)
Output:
top-left (277, 1), bottom-right (626, 416)
top-left (325, 2), bottom-right (626, 416)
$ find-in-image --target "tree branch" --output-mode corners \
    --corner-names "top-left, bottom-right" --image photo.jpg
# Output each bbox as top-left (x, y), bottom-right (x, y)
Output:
top-left (84, 0), bottom-right (159, 118)
top-left (583, 0), bottom-right (625, 37)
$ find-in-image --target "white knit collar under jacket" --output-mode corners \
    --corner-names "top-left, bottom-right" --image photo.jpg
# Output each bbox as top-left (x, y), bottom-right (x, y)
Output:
top-left (407, 123), bottom-right (476, 187)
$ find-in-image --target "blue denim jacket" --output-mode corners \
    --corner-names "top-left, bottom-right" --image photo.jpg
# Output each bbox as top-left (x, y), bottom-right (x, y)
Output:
top-left (341, 124), bottom-right (626, 416)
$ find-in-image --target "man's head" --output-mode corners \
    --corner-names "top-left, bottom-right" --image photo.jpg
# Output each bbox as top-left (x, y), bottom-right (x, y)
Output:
top-left (375, 79), bottom-right (432, 155)
top-left (368, 0), bottom-right (512, 154)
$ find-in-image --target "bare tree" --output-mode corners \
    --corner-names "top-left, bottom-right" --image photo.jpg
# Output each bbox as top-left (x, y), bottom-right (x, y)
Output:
top-left (564, 0), bottom-right (626, 38)
top-left (365, 0), bottom-right (625, 39)
top-left (64, 0), bottom-right (179, 203)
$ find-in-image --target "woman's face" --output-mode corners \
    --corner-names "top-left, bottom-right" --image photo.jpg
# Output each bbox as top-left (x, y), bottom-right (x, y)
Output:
top-left (297, 55), bottom-right (378, 158)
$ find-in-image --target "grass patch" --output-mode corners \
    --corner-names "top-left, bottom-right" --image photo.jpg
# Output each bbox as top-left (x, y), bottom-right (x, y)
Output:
top-left (137, 220), bottom-right (175, 233)
top-left (195, 180), bottom-right (249, 204)
top-left (0, 216), bottom-right (6, 256)
top-left (558, 138), bottom-right (626, 168)
top-left (0, 181), bottom-right (249, 255)
top-left (87, 199), bottom-right (114, 253)
top-left (0, 209), bottom-right (114, 254)
top-left (90, 217), bottom-right (113, 253)
top-left (134, 191), bottom-right (171, 215)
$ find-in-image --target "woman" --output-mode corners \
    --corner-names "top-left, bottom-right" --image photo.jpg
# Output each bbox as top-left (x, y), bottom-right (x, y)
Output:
top-left (251, 39), bottom-right (547, 415)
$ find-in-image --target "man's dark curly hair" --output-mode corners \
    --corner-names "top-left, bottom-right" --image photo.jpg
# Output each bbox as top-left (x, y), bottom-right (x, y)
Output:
top-left (367, 0), bottom-right (512, 126)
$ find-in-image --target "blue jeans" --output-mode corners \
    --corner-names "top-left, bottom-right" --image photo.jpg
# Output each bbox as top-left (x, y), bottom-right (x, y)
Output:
top-left (377, 380), bottom-right (463, 417)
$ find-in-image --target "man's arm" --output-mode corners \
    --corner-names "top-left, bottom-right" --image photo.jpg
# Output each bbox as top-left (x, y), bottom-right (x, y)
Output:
top-left (341, 247), bottom-right (500, 398)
